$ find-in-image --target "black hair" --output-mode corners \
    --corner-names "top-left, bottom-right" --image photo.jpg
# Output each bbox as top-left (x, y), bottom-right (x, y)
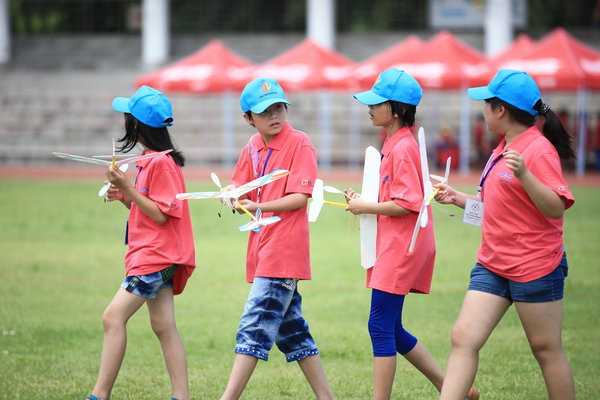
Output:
top-left (486, 98), bottom-right (575, 161)
top-left (117, 113), bottom-right (185, 166)
top-left (387, 100), bottom-right (416, 128)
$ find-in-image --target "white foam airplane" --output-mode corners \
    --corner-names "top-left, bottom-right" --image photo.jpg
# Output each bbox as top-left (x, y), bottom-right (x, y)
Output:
top-left (52, 139), bottom-right (173, 196)
top-left (408, 127), bottom-right (452, 253)
top-left (176, 169), bottom-right (289, 232)
top-left (309, 146), bottom-right (380, 269)
top-left (308, 178), bottom-right (348, 222)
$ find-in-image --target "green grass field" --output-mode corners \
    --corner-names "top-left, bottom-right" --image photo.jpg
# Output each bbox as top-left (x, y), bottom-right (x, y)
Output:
top-left (1, 178), bottom-right (599, 399)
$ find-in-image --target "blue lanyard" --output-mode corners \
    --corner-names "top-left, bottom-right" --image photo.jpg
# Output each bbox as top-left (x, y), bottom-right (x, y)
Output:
top-left (257, 148), bottom-right (273, 201)
top-left (478, 153), bottom-right (503, 200)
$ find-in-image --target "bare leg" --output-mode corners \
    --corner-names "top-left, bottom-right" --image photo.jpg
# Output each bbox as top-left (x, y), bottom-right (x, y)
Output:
top-left (147, 288), bottom-right (190, 400)
top-left (515, 300), bottom-right (575, 400)
top-left (91, 289), bottom-right (146, 400)
top-left (373, 356), bottom-right (396, 400)
top-left (219, 354), bottom-right (259, 400)
top-left (440, 291), bottom-right (510, 400)
top-left (297, 354), bottom-right (335, 399)
top-left (403, 341), bottom-right (445, 391)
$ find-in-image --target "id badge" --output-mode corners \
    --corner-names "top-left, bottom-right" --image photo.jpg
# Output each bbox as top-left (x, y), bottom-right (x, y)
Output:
top-left (463, 198), bottom-right (484, 227)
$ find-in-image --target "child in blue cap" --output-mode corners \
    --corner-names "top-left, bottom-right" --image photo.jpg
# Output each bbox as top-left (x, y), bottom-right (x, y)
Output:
top-left (435, 70), bottom-right (575, 399)
top-left (87, 86), bottom-right (195, 400)
top-left (219, 78), bottom-right (334, 400)
top-left (344, 68), bottom-right (479, 400)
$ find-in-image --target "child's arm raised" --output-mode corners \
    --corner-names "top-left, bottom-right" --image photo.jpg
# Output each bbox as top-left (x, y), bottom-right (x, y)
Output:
top-left (106, 167), bottom-right (168, 225)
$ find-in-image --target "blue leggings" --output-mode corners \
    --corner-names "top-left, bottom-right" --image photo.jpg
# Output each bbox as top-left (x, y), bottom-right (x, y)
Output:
top-left (368, 289), bottom-right (417, 357)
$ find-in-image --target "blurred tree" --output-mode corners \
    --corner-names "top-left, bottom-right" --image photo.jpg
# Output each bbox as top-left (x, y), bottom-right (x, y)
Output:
top-left (8, 0), bottom-right (600, 35)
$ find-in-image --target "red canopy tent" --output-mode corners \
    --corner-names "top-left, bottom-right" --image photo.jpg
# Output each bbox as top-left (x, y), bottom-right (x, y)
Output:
top-left (134, 39), bottom-right (254, 93)
top-left (498, 28), bottom-right (600, 91)
top-left (399, 31), bottom-right (492, 90)
top-left (491, 34), bottom-right (535, 65)
top-left (251, 39), bottom-right (356, 91)
top-left (354, 35), bottom-right (424, 90)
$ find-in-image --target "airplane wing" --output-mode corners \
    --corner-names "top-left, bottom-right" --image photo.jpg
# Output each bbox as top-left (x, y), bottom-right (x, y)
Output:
top-left (224, 169), bottom-right (289, 199)
top-left (176, 191), bottom-right (222, 200)
top-left (115, 149), bottom-right (173, 167)
top-left (52, 152), bottom-right (111, 166)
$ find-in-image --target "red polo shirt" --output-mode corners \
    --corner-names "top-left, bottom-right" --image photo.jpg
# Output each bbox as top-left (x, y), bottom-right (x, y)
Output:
top-left (367, 127), bottom-right (436, 295)
top-left (125, 152), bottom-right (196, 294)
top-left (232, 121), bottom-right (317, 282)
top-left (478, 126), bottom-right (574, 282)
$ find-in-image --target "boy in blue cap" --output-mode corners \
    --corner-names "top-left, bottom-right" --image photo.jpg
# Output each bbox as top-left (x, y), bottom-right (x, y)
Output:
top-left (435, 70), bottom-right (575, 399)
top-left (219, 78), bottom-right (334, 400)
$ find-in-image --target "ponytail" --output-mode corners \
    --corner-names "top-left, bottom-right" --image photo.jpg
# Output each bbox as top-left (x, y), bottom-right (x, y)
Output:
top-left (533, 100), bottom-right (576, 161)
top-left (487, 98), bottom-right (576, 161)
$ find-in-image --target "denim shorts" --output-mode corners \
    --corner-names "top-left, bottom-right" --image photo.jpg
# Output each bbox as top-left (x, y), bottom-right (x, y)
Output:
top-left (235, 277), bottom-right (319, 362)
top-left (120, 265), bottom-right (177, 299)
top-left (468, 253), bottom-right (568, 303)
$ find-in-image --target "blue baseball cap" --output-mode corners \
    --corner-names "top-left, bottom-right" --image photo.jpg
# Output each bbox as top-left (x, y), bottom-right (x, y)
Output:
top-left (240, 78), bottom-right (292, 113)
top-left (467, 69), bottom-right (541, 116)
top-left (354, 69), bottom-right (422, 106)
top-left (112, 85), bottom-right (174, 128)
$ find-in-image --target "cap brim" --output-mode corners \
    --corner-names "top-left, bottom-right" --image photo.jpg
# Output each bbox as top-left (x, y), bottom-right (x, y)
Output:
top-left (112, 97), bottom-right (131, 113)
top-left (353, 90), bottom-right (388, 105)
top-left (249, 98), bottom-right (292, 114)
top-left (467, 86), bottom-right (494, 101)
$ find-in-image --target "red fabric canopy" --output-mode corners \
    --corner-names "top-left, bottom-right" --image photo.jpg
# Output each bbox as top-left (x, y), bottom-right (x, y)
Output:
top-left (134, 39), bottom-right (254, 93)
top-left (498, 28), bottom-right (600, 90)
top-left (354, 35), bottom-right (424, 90)
top-left (491, 34), bottom-right (535, 65)
top-left (398, 31), bottom-right (492, 89)
top-left (251, 39), bottom-right (356, 91)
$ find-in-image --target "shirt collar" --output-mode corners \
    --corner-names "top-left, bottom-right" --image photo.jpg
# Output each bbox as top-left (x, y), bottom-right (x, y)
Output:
top-left (493, 125), bottom-right (541, 157)
top-left (382, 127), bottom-right (413, 157)
top-left (137, 149), bottom-right (159, 168)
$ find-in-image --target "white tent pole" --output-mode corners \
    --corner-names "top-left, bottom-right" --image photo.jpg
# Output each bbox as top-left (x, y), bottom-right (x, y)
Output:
top-left (307, 0), bottom-right (335, 49)
top-left (0, 0), bottom-right (10, 64)
top-left (142, 0), bottom-right (169, 66)
top-left (459, 89), bottom-right (471, 175)
top-left (576, 89), bottom-right (588, 177)
top-left (222, 91), bottom-right (235, 167)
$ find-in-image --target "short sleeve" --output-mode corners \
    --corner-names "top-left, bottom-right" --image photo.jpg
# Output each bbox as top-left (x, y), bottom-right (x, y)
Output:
top-left (530, 150), bottom-right (575, 210)
top-left (285, 143), bottom-right (318, 196)
top-left (389, 154), bottom-right (422, 213)
top-left (148, 157), bottom-right (184, 218)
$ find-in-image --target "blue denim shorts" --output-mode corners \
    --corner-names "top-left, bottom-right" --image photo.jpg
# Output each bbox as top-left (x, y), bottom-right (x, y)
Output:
top-left (120, 265), bottom-right (177, 299)
top-left (235, 277), bottom-right (319, 362)
top-left (468, 253), bottom-right (568, 303)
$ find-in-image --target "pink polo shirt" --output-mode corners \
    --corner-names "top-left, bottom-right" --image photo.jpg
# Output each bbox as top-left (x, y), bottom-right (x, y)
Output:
top-left (232, 121), bottom-right (317, 282)
top-left (367, 127), bottom-right (436, 295)
top-left (125, 152), bottom-right (196, 295)
top-left (478, 126), bottom-right (574, 282)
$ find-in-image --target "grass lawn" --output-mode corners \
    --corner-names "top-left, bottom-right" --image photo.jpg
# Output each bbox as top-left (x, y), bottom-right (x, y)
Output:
top-left (0, 177), bottom-right (598, 399)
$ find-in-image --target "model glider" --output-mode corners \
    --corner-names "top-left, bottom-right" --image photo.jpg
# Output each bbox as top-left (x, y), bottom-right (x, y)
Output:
top-left (177, 169), bottom-right (289, 232)
top-left (308, 179), bottom-right (348, 222)
top-left (237, 208), bottom-right (281, 233)
top-left (359, 146), bottom-right (381, 269)
top-left (52, 140), bottom-right (173, 197)
top-left (408, 128), bottom-right (451, 253)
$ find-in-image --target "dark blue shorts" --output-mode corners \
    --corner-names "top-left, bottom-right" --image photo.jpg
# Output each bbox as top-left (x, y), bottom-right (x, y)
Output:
top-left (468, 253), bottom-right (568, 303)
top-left (120, 265), bottom-right (177, 299)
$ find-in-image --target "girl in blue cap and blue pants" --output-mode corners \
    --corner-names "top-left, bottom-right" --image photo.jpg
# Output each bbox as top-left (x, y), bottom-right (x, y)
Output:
top-left (435, 70), bottom-right (576, 400)
top-left (347, 69), bottom-right (479, 400)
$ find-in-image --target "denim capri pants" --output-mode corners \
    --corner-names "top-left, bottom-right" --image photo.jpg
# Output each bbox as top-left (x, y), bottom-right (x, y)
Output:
top-left (235, 277), bottom-right (319, 362)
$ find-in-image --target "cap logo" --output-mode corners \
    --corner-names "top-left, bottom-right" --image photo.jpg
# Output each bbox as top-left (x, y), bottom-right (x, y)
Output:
top-left (375, 75), bottom-right (382, 84)
top-left (260, 82), bottom-right (272, 93)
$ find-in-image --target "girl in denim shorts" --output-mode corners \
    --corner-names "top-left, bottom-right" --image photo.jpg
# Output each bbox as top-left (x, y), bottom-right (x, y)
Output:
top-left (86, 86), bottom-right (196, 400)
top-left (435, 70), bottom-right (576, 400)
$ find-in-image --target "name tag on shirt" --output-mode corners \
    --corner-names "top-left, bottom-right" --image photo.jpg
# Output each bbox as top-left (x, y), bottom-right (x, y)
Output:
top-left (463, 198), bottom-right (484, 227)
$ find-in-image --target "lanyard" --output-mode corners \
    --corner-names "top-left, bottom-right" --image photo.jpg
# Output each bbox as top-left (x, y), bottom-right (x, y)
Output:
top-left (478, 153), bottom-right (503, 200)
top-left (257, 148), bottom-right (273, 201)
